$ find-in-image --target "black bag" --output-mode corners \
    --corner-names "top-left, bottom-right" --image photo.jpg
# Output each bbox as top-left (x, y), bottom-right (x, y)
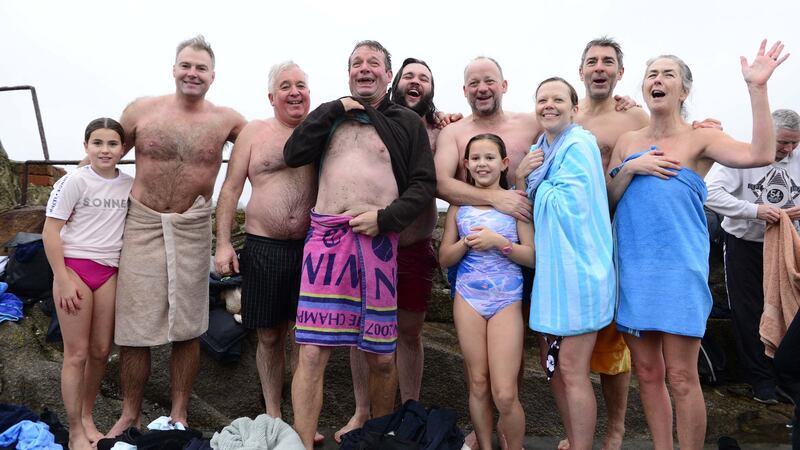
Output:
top-left (422, 406), bottom-right (463, 450)
top-left (4, 234), bottom-right (53, 303)
top-left (199, 307), bottom-right (247, 363)
top-left (340, 400), bottom-right (463, 450)
top-left (698, 333), bottom-right (727, 385)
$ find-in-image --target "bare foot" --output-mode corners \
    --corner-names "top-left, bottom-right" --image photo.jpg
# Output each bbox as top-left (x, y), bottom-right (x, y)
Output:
top-left (171, 416), bottom-right (189, 429)
top-left (558, 438), bottom-right (570, 450)
top-left (105, 415), bottom-right (140, 440)
top-left (497, 421), bottom-right (508, 450)
top-left (314, 431), bottom-right (325, 445)
top-left (334, 413), bottom-right (369, 443)
top-left (69, 432), bottom-right (94, 450)
top-left (464, 430), bottom-right (479, 450)
top-left (601, 432), bottom-right (623, 450)
top-left (81, 416), bottom-right (104, 444)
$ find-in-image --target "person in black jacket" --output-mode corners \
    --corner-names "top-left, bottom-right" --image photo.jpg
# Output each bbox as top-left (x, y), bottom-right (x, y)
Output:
top-left (284, 40), bottom-right (435, 449)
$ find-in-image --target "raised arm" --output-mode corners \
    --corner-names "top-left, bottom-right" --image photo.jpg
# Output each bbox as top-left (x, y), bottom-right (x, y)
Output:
top-left (214, 122), bottom-right (256, 274)
top-left (703, 40), bottom-right (788, 167)
top-left (283, 98), bottom-right (351, 167)
top-left (434, 126), bottom-right (532, 221)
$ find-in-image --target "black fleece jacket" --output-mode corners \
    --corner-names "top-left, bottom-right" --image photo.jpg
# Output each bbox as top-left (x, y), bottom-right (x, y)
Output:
top-left (283, 95), bottom-right (436, 233)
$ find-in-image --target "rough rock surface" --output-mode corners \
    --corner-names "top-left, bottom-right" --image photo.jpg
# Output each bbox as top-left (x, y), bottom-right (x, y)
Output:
top-left (0, 142), bottom-right (21, 213)
top-left (1, 303), bottom-right (795, 446)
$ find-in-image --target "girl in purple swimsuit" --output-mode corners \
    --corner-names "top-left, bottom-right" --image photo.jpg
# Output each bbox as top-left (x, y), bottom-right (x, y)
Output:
top-left (439, 133), bottom-right (535, 450)
top-left (42, 118), bottom-right (133, 450)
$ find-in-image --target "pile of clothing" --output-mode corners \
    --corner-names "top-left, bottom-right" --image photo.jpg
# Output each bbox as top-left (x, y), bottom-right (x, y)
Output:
top-left (0, 404), bottom-right (67, 450)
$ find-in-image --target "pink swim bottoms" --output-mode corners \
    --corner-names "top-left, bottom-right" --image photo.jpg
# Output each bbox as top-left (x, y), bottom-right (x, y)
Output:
top-left (64, 258), bottom-right (117, 291)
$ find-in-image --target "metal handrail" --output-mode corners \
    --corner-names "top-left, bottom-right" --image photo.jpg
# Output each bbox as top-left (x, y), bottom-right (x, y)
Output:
top-left (0, 86), bottom-right (50, 160)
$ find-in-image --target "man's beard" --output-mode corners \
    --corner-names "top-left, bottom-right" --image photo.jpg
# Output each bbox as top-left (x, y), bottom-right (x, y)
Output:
top-left (473, 98), bottom-right (499, 117)
top-left (396, 90), bottom-right (434, 118)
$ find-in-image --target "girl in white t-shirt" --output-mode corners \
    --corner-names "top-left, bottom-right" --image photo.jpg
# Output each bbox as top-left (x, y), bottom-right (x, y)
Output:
top-left (43, 118), bottom-right (133, 450)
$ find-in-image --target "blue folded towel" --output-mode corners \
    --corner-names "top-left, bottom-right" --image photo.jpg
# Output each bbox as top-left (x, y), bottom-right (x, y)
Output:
top-left (0, 292), bottom-right (23, 324)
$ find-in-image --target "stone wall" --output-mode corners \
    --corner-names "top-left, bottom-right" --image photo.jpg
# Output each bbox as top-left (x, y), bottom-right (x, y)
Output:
top-left (0, 141), bottom-right (65, 214)
top-left (0, 141), bottom-right (21, 213)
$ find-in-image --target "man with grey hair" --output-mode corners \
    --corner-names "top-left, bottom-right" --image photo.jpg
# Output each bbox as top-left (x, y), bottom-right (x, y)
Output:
top-left (705, 108), bottom-right (800, 405)
top-left (285, 39), bottom-right (435, 449)
top-left (107, 34), bottom-right (246, 438)
top-left (214, 61), bottom-right (317, 432)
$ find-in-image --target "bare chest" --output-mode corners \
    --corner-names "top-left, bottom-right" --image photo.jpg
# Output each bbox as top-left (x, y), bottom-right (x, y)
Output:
top-left (426, 126), bottom-right (440, 153)
top-left (327, 122), bottom-right (390, 163)
top-left (249, 139), bottom-right (290, 178)
top-left (580, 114), bottom-right (645, 171)
top-left (627, 134), bottom-right (709, 174)
top-left (135, 117), bottom-right (229, 165)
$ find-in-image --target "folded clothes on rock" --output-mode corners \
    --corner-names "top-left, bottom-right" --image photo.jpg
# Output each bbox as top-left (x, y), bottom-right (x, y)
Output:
top-left (0, 292), bottom-right (23, 324)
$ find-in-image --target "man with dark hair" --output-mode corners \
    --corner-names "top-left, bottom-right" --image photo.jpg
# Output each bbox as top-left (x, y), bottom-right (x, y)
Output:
top-left (285, 40), bottom-right (435, 449)
top-left (108, 34), bottom-right (246, 438)
top-left (334, 57), bottom-right (457, 442)
top-left (569, 36), bottom-right (718, 450)
top-left (569, 36), bottom-right (649, 450)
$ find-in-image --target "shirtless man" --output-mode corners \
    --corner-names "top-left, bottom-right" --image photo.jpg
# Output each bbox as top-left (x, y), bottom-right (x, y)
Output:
top-left (213, 62), bottom-right (317, 433)
top-left (335, 57), bottom-right (446, 441)
top-left (435, 57), bottom-right (540, 219)
top-left (108, 35), bottom-right (246, 437)
top-left (569, 37), bottom-right (648, 450)
top-left (285, 40), bottom-right (435, 449)
top-left (432, 56), bottom-right (539, 450)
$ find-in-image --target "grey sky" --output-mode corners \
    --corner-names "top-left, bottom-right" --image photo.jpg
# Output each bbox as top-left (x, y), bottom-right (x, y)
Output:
top-left (2, 0), bottom-right (798, 205)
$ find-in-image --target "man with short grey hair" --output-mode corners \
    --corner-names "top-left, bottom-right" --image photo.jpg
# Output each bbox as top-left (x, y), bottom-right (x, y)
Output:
top-left (214, 61), bottom-right (315, 427)
top-left (705, 108), bottom-right (800, 404)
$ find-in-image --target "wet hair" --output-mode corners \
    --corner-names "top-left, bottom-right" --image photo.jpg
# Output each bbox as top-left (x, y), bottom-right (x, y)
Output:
top-left (176, 35), bottom-right (215, 68)
top-left (773, 109), bottom-right (800, 131)
top-left (645, 55), bottom-right (693, 118)
top-left (580, 36), bottom-right (624, 69)
top-left (535, 77), bottom-right (579, 106)
top-left (84, 118), bottom-right (125, 144)
top-left (349, 40), bottom-right (391, 71)
top-left (390, 57), bottom-right (437, 125)
top-left (463, 133), bottom-right (509, 190)
top-left (463, 56), bottom-right (504, 80)
top-left (268, 61), bottom-right (308, 94)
